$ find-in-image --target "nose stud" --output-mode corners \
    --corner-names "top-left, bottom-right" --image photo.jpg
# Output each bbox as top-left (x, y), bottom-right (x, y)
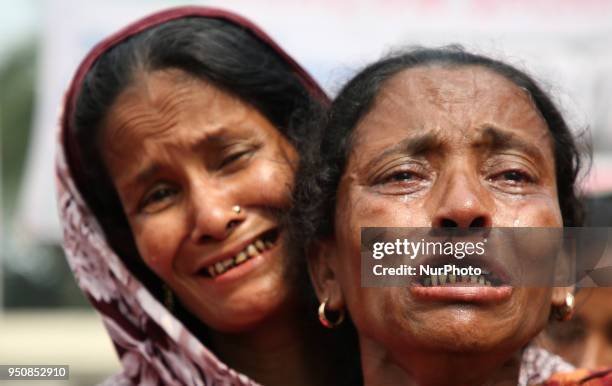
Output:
top-left (232, 205), bottom-right (242, 214)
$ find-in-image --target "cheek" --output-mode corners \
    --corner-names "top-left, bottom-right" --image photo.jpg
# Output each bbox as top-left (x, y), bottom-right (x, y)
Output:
top-left (338, 185), bottom-right (430, 231)
top-left (517, 287), bottom-right (553, 332)
top-left (130, 211), bottom-right (184, 276)
top-left (493, 194), bottom-right (562, 227)
top-left (333, 188), bottom-right (405, 331)
top-left (237, 158), bottom-right (294, 208)
top-left (333, 185), bottom-right (430, 297)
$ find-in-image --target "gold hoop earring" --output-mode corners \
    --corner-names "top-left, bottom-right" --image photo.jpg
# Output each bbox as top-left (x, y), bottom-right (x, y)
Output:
top-left (554, 292), bottom-right (575, 321)
top-left (232, 205), bottom-right (241, 214)
top-left (163, 285), bottom-right (174, 312)
top-left (318, 298), bottom-right (345, 328)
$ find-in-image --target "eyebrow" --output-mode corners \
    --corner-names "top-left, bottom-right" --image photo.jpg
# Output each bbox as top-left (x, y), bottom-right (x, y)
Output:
top-left (131, 163), bottom-right (161, 187)
top-left (190, 127), bottom-right (231, 152)
top-left (477, 125), bottom-right (546, 162)
top-left (364, 131), bottom-right (443, 171)
top-left (362, 125), bottom-right (547, 172)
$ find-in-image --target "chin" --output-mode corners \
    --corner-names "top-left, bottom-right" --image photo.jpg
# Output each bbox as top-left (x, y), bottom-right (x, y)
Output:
top-left (192, 305), bottom-right (272, 333)
top-left (392, 307), bottom-right (530, 355)
top-left (196, 285), bottom-right (293, 333)
top-left (422, 329), bottom-right (518, 354)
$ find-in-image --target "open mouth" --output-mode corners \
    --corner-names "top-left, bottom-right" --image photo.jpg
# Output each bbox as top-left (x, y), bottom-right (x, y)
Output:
top-left (418, 268), bottom-right (505, 287)
top-left (415, 256), bottom-right (509, 288)
top-left (409, 256), bottom-right (513, 303)
top-left (199, 228), bottom-right (280, 278)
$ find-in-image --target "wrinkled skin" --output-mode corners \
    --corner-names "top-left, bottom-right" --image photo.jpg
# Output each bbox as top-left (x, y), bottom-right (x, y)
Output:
top-left (311, 65), bottom-right (572, 386)
top-left (102, 69), bottom-right (298, 333)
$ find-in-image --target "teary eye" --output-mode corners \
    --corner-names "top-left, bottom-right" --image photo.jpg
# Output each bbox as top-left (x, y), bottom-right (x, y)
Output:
top-left (490, 169), bottom-right (535, 185)
top-left (372, 164), bottom-right (431, 196)
top-left (388, 171), bottom-right (417, 182)
top-left (502, 170), bottom-right (531, 182)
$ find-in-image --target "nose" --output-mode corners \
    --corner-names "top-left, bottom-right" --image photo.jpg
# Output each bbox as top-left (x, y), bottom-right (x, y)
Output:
top-left (189, 189), bottom-right (245, 243)
top-left (431, 172), bottom-right (492, 228)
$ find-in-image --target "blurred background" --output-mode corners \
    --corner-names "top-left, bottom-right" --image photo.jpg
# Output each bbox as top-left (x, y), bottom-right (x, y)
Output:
top-left (1, 0), bottom-right (611, 384)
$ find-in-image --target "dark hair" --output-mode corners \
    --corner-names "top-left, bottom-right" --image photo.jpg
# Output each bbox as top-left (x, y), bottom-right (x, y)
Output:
top-left (70, 17), bottom-right (323, 301)
top-left (292, 46), bottom-right (587, 252)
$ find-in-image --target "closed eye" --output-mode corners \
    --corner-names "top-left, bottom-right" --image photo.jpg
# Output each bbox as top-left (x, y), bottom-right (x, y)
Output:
top-left (139, 184), bottom-right (179, 214)
top-left (219, 150), bottom-right (253, 169)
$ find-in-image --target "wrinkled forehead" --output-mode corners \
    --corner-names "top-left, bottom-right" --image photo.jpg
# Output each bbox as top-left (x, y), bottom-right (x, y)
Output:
top-left (351, 64), bottom-right (552, 151)
top-left (374, 64), bottom-right (537, 112)
top-left (100, 69), bottom-right (248, 157)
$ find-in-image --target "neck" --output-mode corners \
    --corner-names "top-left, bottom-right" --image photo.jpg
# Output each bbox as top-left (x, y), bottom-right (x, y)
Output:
top-left (208, 295), bottom-right (337, 386)
top-left (360, 336), bottom-right (523, 386)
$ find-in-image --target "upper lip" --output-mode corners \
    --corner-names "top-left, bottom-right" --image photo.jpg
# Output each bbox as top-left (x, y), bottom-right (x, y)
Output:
top-left (190, 227), bottom-right (278, 275)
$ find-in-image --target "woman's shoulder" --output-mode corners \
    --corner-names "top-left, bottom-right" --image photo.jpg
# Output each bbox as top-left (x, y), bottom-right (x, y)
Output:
top-left (537, 368), bottom-right (612, 386)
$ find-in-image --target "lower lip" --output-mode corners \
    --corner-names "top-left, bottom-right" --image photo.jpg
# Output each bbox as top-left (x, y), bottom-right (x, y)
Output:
top-left (409, 284), bottom-right (513, 303)
top-left (198, 242), bottom-right (278, 285)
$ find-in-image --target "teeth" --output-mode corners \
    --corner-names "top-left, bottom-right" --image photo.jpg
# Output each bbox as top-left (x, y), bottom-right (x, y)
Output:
top-left (215, 262), bottom-right (225, 274)
top-left (205, 237), bottom-right (277, 277)
top-left (235, 251), bottom-right (247, 264)
top-left (247, 244), bottom-right (259, 257)
top-left (439, 274), bottom-right (447, 284)
top-left (420, 272), bottom-right (498, 288)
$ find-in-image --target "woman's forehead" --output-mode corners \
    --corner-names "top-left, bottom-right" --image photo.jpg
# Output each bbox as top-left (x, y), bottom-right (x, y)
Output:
top-left (379, 65), bottom-right (530, 101)
top-left (100, 70), bottom-right (249, 154)
top-left (351, 65), bottom-right (551, 154)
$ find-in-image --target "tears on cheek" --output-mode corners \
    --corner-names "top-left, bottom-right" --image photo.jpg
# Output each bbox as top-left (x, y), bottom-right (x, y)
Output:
top-left (493, 195), bottom-right (562, 227)
top-left (338, 184), bottom-right (431, 231)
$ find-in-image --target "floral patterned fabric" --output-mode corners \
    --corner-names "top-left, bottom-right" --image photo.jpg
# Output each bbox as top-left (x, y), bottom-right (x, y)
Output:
top-left (56, 6), bottom-right (327, 385)
top-left (520, 346), bottom-right (575, 386)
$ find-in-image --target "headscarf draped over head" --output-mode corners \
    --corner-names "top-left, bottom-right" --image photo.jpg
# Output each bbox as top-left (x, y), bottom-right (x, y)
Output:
top-left (56, 6), bottom-right (328, 385)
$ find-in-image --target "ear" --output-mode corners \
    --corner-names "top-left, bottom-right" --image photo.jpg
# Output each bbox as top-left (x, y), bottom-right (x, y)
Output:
top-left (551, 233), bottom-right (576, 307)
top-left (307, 238), bottom-right (345, 312)
top-left (551, 229), bottom-right (577, 307)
